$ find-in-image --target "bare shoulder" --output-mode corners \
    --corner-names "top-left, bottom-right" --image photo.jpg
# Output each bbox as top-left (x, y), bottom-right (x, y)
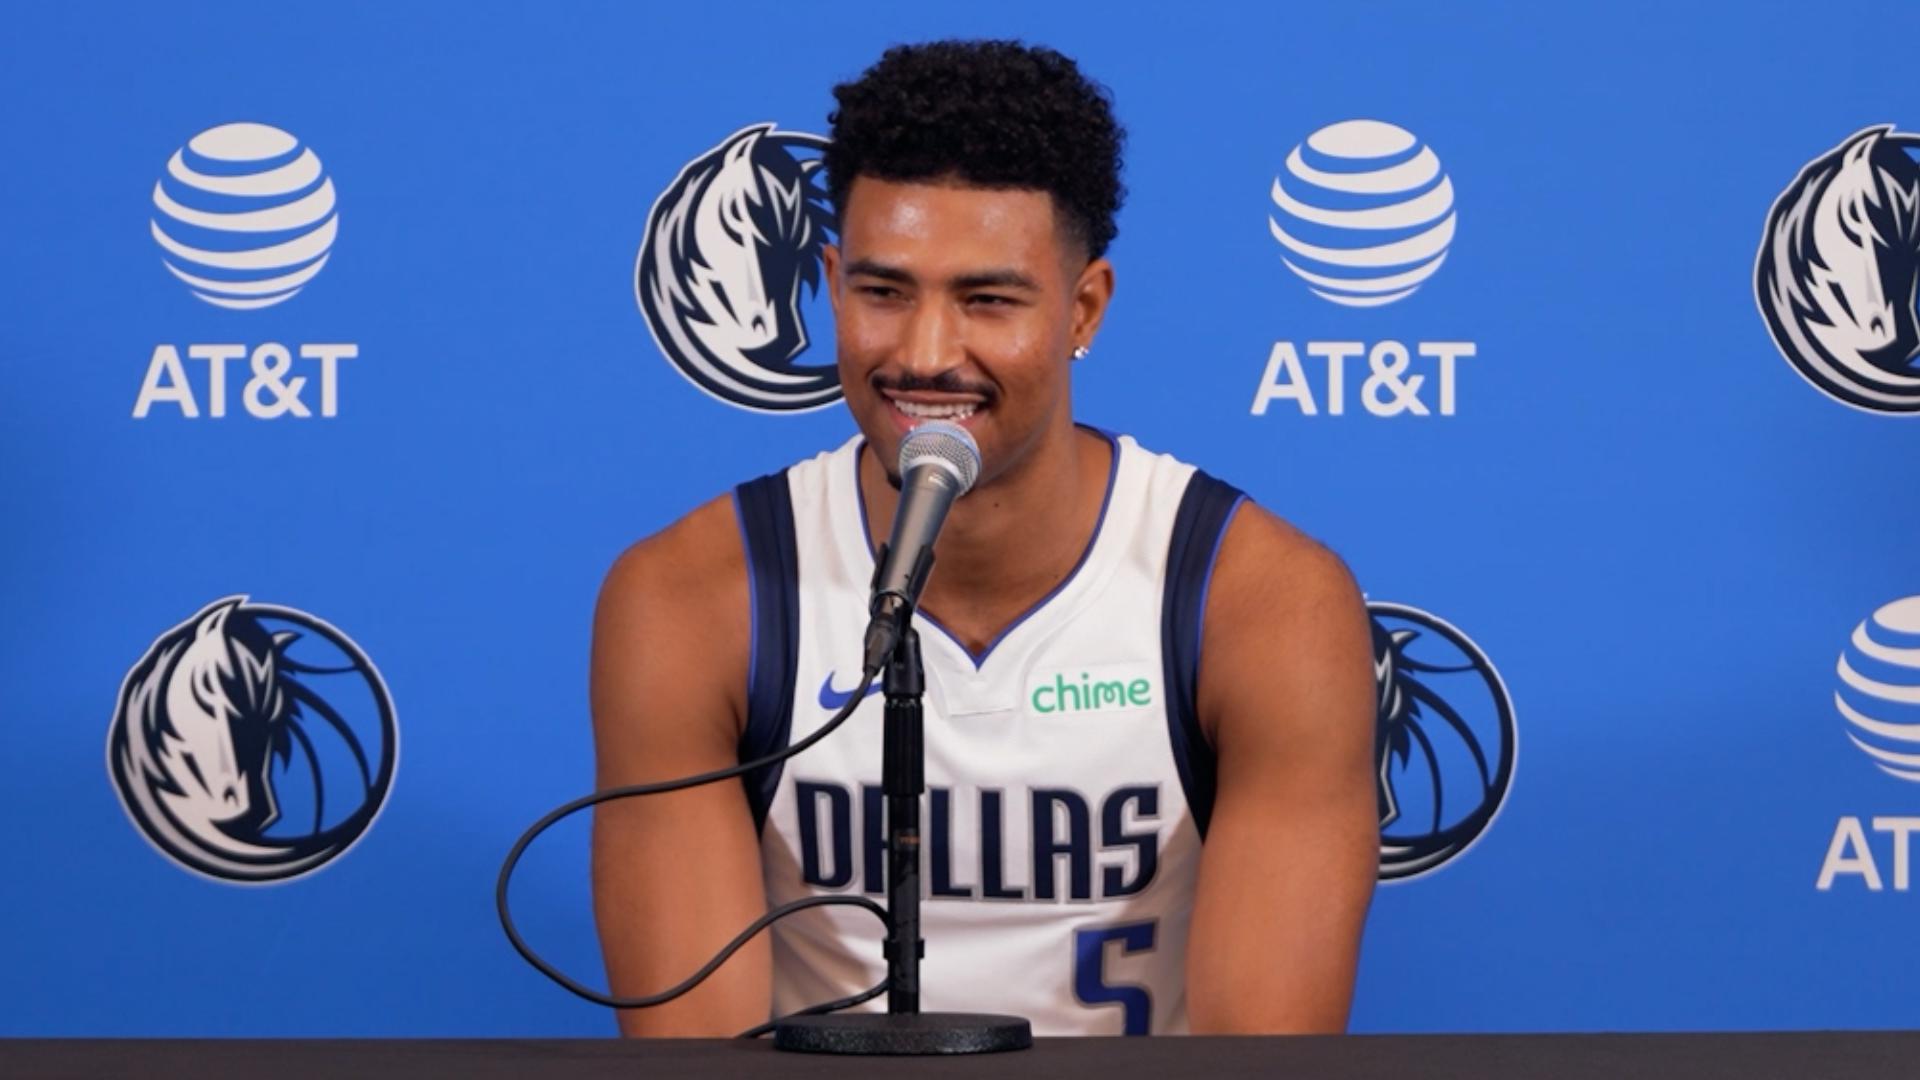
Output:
top-left (1207, 501), bottom-right (1365, 637)
top-left (1195, 501), bottom-right (1372, 750)
top-left (592, 494), bottom-right (751, 763)
top-left (599, 494), bottom-right (748, 622)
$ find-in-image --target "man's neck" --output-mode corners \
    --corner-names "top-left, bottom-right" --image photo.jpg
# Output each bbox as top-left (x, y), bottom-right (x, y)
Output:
top-left (859, 421), bottom-right (1112, 655)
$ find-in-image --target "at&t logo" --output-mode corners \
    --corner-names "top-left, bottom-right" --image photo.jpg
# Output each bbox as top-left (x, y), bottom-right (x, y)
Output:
top-left (1252, 120), bottom-right (1477, 420)
top-left (134, 122), bottom-right (358, 421)
top-left (1268, 119), bottom-right (1455, 307)
top-left (106, 596), bottom-right (398, 883)
top-left (635, 124), bottom-right (840, 412)
top-left (1818, 595), bottom-right (1920, 891)
top-left (151, 121), bottom-right (338, 309)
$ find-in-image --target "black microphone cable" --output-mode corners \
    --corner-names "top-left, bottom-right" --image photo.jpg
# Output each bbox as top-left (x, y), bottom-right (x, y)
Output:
top-left (496, 665), bottom-right (888, 1038)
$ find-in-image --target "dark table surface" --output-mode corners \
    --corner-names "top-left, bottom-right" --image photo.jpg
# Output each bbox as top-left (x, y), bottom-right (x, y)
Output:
top-left (7, 1031), bottom-right (1919, 1079)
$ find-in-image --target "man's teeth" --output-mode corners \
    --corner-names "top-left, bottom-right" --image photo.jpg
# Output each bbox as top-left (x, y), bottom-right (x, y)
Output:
top-left (893, 400), bottom-right (978, 420)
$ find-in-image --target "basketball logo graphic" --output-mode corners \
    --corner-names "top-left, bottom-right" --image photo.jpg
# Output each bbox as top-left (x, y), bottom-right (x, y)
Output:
top-left (1368, 601), bottom-right (1516, 881)
top-left (635, 124), bottom-right (840, 412)
top-left (1757, 126), bottom-right (1920, 414)
top-left (106, 597), bottom-right (397, 883)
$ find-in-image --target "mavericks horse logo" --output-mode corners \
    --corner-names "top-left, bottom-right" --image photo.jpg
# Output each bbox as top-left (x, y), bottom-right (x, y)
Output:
top-left (635, 124), bottom-right (840, 412)
top-left (1756, 126), bottom-right (1920, 414)
top-left (106, 597), bottom-right (397, 883)
top-left (1369, 602), bottom-right (1516, 881)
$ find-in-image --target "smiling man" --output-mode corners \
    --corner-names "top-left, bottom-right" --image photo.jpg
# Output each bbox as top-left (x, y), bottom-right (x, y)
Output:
top-left (591, 40), bottom-right (1377, 1037)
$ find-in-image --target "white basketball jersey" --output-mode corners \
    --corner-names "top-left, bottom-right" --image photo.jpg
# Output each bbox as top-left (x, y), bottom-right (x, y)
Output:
top-left (731, 430), bottom-right (1245, 1036)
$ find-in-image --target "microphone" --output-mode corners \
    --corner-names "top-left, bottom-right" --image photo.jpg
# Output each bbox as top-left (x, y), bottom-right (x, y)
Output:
top-left (862, 420), bottom-right (982, 672)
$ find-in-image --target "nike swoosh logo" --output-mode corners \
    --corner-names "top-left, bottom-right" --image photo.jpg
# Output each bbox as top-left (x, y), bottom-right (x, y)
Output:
top-left (817, 672), bottom-right (882, 711)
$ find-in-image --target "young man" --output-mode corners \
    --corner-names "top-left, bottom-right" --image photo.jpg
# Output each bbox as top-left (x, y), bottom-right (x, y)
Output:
top-left (591, 40), bottom-right (1377, 1037)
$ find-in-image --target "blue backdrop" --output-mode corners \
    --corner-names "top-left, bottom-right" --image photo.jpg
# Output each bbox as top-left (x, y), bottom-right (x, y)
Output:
top-left (4, 0), bottom-right (1918, 1036)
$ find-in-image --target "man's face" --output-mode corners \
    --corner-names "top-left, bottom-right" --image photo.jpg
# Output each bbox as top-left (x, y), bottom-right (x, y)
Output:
top-left (825, 176), bottom-right (1101, 487)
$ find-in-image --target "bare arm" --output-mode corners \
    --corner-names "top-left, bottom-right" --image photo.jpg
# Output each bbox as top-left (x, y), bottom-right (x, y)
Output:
top-left (1186, 504), bottom-right (1378, 1033)
top-left (589, 496), bottom-right (771, 1037)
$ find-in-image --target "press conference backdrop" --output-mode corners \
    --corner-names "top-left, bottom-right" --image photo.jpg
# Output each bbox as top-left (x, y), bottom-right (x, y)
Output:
top-left (3, 0), bottom-right (1917, 1037)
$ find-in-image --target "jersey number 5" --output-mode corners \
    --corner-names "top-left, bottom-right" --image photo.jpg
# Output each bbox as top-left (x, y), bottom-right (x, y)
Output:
top-left (1072, 920), bottom-right (1157, 1035)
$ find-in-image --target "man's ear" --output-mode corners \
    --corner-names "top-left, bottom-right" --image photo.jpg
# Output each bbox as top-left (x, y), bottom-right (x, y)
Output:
top-left (1071, 256), bottom-right (1115, 352)
top-left (823, 243), bottom-right (842, 315)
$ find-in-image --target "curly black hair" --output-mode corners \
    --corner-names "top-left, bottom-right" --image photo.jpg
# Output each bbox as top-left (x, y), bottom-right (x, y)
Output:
top-left (824, 40), bottom-right (1126, 260)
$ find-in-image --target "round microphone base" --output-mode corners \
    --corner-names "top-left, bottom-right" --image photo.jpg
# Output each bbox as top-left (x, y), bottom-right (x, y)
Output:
top-left (772, 1012), bottom-right (1032, 1055)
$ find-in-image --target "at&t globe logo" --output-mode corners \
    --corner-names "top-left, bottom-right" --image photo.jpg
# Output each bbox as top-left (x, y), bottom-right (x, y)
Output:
top-left (1816, 595), bottom-right (1920, 892)
top-left (134, 121), bottom-right (358, 421)
top-left (1268, 119), bottom-right (1456, 307)
top-left (150, 122), bottom-right (339, 310)
top-left (1757, 127), bottom-right (1920, 414)
top-left (1252, 119), bottom-right (1475, 420)
top-left (105, 597), bottom-right (397, 883)
top-left (1834, 595), bottom-right (1920, 780)
top-left (635, 124), bottom-right (841, 412)
top-left (1369, 601), bottom-right (1516, 881)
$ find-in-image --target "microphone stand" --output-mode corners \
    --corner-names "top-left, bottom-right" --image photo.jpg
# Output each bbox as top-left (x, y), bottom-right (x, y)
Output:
top-left (773, 626), bottom-right (1032, 1054)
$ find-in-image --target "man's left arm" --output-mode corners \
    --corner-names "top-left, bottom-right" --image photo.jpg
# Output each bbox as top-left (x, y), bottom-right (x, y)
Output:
top-left (1185, 503), bottom-right (1378, 1033)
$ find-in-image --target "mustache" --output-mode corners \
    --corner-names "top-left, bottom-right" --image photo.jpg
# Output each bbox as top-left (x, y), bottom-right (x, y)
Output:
top-left (869, 370), bottom-right (997, 402)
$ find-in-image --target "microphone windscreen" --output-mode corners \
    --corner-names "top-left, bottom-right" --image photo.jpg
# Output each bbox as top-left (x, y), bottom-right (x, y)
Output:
top-left (897, 421), bottom-right (982, 493)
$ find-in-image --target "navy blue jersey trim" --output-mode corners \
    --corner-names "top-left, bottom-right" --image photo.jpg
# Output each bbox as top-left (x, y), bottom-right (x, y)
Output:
top-left (854, 426), bottom-right (1122, 669)
top-left (1161, 471), bottom-right (1246, 841)
top-left (733, 471), bottom-right (800, 834)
